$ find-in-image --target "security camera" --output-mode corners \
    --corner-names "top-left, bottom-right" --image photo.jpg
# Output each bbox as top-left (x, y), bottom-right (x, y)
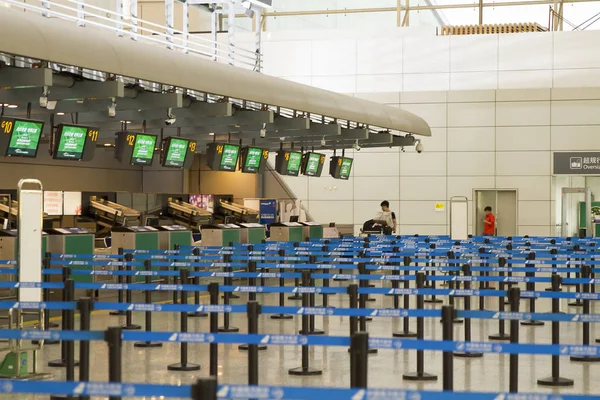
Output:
top-left (39, 86), bottom-right (49, 108)
top-left (108, 98), bottom-right (117, 118)
top-left (353, 139), bottom-right (361, 151)
top-left (259, 123), bottom-right (267, 138)
top-left (415, 140), bottom-right (424, 154)
top-left (165, 108), bottom-right (176, 125)
top-left (320, 136), bottom-right (326, 147)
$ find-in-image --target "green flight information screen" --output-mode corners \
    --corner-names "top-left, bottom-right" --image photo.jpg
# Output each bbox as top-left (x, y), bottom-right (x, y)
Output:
top-left (220, 144), bottom-right (240, 171)
top-left (131, 134), bottom-right (157, 165)
top-left (165, 138), bottom-right (189, 167)
top-left (6, 119), bottom-right (43, 157)
top-left (340, 157), bottom-right (353, 179)
top-left (55, 125), bottom-right (87, 160)
top-left (304, 153), bottom-right (322, 176)
top-left (287, 152), bottom-right (302, 174)
top-left (244, 147), bottom-right (263, 173)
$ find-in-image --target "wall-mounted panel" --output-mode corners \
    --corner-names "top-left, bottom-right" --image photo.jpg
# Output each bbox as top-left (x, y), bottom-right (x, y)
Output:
top-left (400, 152), bottom-right (447, 176)
top-left (353, 151), bottom-right (400, 177)
top-left (518, 201), bottom-right (551, 226)
top-left (496, 152), bottom-right (550, 176)
top-left (450, 72), bottom-right (497, 90)
top-left (402, 73), bottom-right (450, 92)
top-left (400, 201), bottom-right (447, 225)
top-left (357, 35), bottom-right (403, 75)
top-left (447, 127), bottom-right (495, 152)
top-left (311, 39), bottom-right (356, 76)
top-left (357, 74), bottom-right (403, 93)
top-left (496, 101), bottom-right (550, 126)
top-left (399, 177), bottom-right (446, 201)
top-left (496, 176), bottom-right (550, 201)
top-left (448, 177), bottom-right (494, 200)
top-left (447, 152), bottom-right (495, 176)
top-left (308, 200), bottom-right (353, 224)
top-left (498, 70), bottom-right (553, 89)
top-left (498, 33), bottom-right (553, 71)
top-left (496, 126), bottom-right (550, 151)
top-left (450, 35), bottom-right (498, 72)
top-left (403, 36), bottom-right (450, 74)
top-left (353, 177), bottom-right (400, 201)
top-left (447, 102), bottom-right (495, 127)
top-left (551, 125), bottom-right (600, 151)
top-left (551, 100), bottom-right (600, 126)
top-left (307, 176), bottom-right (353, 201)
top-left (262, 40), bottom-right (312, 77)
top-left (553, 30), bottom-right (600, 69)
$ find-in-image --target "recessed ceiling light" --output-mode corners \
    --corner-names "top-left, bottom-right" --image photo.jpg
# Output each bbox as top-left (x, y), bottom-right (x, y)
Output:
top-left (56, 112), bottom-right (65, 115)
top-left (7, 105), bottom-right (17, 109)
top-left (208, 132), bottom-right (215, 136)
top-left (120, 120), bottom-right (131, 124)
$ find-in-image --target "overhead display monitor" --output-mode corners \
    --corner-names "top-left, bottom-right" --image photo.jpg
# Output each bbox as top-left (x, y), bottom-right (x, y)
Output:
top-left (302, 152), bottom-right (326, 177)
top-left (330, 156), bottom-right (353, 180)
top-left (130, 133), bottom-right (157, 166)
top-left (275, 150), bottom-right (302, 177)
top-left (1, 118), bottom-right (44, 158)
top-left (206, 143), bottom-right (240, 172)
top-left (161, 137), bottom-right (195, 168)
top-left (53, 124), bottom-right (98, 161)
top-left (240, 146), bottom-right (268, 174)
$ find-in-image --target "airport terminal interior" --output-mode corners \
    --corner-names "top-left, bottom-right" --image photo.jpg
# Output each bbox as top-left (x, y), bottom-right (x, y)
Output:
top-left (0, 0), bottom-right (600, 399)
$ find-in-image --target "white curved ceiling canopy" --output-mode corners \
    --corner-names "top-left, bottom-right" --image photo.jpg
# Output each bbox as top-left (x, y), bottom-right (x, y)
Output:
top-left (0, 8), bottom-right (431, 137)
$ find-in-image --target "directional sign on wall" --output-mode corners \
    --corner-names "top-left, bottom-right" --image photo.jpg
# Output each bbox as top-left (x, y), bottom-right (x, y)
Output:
top-left (553, 152), bottom-right (600, 175)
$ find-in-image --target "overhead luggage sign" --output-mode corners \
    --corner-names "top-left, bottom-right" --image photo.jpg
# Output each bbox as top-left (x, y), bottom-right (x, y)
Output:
top-left (554, 152), bottom-right (600, 175)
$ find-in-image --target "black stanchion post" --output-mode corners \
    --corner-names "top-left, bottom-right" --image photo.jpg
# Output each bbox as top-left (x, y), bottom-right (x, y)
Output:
top-left (403, 272), bottom-right (437, 381)
top-left (454, 264), bottom-right (483, 358)
top-left (389, 247), bottom-right (400, 305)
top-left (424, 243), bottom-right (442, 304)
top-left (123, 253), bottom-right (141, 330)
top-left (504, 244), bottom-right (513, 305)
top-left (172, 244), bottom-right (180, 304)
top-left (537, 274), bottom-right (573, 387)
top-left (478, 247), bottom-right (486, 310)
top-left (307, 256), bottom-right (325, 335)
top-left (134, 259), bottom-right (162, 348)
top-left (347, 284), bottom-right (359, 339)
top-left (321, 245), bottom-right (330, 308)
top-left (247, 301), bottom-right (260, 385)
top-left (209, 283), bottom-right (219, 377)
top-left (572, 265), bottom-right (600, 361)
top-left (443, 251), bottom-right (463, 324)
top-left (110, 248), bottom-right (127, 316)
top-left (189, 247), bottom-right (208, 318)
top-left (191, 377), bottom-right (217, 400)
top-left (350, 332), bottom-right (369, 389)
top-left (568, 246), bottom-right (583, 306)
top-left (48, 275), bottom-right (80, 368)
top-left (168, 269), bottom-right (201, 371)
top-left (271, 249), bottom-right (293, 320)
top-left (43, 251), bottom-right (59, 332)
top-left (78, 298), bottom-right (93, 400)
top-left (239, 261), bottom-right (267, 351)
top-left (509, 287), bottom-right (521, 393)
top-left (219, 254), bottom-right (239, 333)
top-left (289, 270), bottom-right (322, 376)
top-left (521, 252), bottom-right (544, 326)
top-left (288, 243), bottom-right (303, 301)
top-left (441, 305), bottom-right (454, 392)
top-left (105, 327), bottom-right (123, 400)
top-left (489, 257), bottom-right (510, 340)
top-left (394, 256), bottom-right (416, 338)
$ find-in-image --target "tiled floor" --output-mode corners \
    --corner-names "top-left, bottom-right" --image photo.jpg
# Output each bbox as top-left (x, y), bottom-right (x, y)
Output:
top-left (2, 278), bottom-right (600, 399)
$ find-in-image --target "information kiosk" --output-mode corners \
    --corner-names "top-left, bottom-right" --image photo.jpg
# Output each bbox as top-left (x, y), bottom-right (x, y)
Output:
top-left (237, 223), bottom-right (266, 244)
top-left (157, 225), bottom-right (193, 250)
top-left (301, 221), bottom-right (323, 240)
top-left (200, 224), bottom-right (241, 246)
top-left (46, 228), bottom-right (94, 283)
top-left (270, 222), bottom-right (303, 242)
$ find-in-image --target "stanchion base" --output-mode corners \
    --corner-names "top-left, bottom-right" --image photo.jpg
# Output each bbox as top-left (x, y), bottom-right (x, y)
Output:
top-left (537, 376), bottom-right (574, 387)
top-left (48, 322), bottom-right (59, 328)
top-left (366, 297), bottom-right (376, 302)
top-left (47, 359), bottom-right (80, 368)
top-left (521, 320), bottom-right (545, 326)
top-left (570, 355), bottom-right (600, 362)
top-left (109, 311), bottom-right (126, 316)
top-left (393, 331), bottom-right (417, 338)
top-left (32, 340), bottom-right (59, 345)
top-left (270, 314), bottom-right (294, 320)
top-left (347, 348), bottom-right (378, 354)
top-left (134, 341), bottom-right (163, 348)
top-left (122, 324), bottom-right (142, 330)
top-left (439, 318), bottom-right (464, 324)
top-left (488, 333), bottom-right (511, 341)
top-left (238, 344), bottom-right (268, 351)
top-left (568, 302), bottom-right (583, 307)
top-left (288, 366), bottom-right (323, 376)
top-left (333, 278), bottom-right (348, 282)
top-left (218, 326), bottom-right (240, 333)
top-left (288, 295), bottom-right (303, 301)
top-left (424, 298), bottom-right (443, 304)
top-left (187, 312), bottom-right (209, 318)
top-left (402, 372), bottom-right (438, 381)
top-left (167, 362), bottom-right (201, 371)
top-left (304, 330), bottom-right (325, 335)
top-left (454, 351), bottom-right (484, 358)
top-left (230, 294), bottom-right (240, 299)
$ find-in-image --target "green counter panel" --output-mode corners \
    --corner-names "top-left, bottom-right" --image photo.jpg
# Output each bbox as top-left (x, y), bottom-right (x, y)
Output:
top-left (289, 227), bottom-right (303, 243)
top-left (222, 230), bottom-right (241, 247)
top-left (247, 228), bottom-right (265, 244)
top-left (309, 226), bottom-right (323, 239)
top-left (65, 235), bottom-right (94, 283)
top-left (169, 231), bottom-right (192, 249)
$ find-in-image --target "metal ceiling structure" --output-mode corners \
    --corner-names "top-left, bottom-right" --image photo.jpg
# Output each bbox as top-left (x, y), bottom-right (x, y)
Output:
top-left (0, 2), bottom-right (430, 156)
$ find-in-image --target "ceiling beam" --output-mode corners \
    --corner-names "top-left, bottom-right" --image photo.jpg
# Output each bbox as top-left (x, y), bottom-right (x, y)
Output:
top-left (0, 66), bottom-right (53, 88)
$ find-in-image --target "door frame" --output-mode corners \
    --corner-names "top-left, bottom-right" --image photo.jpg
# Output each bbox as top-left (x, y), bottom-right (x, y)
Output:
top-left (472, 189), bottom-right (519, 236)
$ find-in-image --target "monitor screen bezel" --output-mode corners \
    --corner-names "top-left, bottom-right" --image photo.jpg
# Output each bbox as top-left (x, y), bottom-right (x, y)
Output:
top-left (5, 118), bottom-right (45, 158)
top-left (130, 133), bottom-right (158, 166)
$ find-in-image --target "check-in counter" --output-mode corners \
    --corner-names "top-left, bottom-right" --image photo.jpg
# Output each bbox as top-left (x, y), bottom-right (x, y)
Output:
top-left (200, 224), bottom-right (241, 246)
top-left (269, 222), bottom-right (303, 242)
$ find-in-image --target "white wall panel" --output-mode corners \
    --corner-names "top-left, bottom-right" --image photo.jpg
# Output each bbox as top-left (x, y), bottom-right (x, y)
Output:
top-left (553, 30), bottom-right (600, 69)
top-left (353, 177), bottom-right (400, 201)
top-left (447, 152), bottom-right (495, 176)
top-left (551, 100), bottom-right (600, 126)
top-left (518, 201), bottom-right (551, 226)
top-left (357, 35), bottom-right (402, 75)
top-left (308, 201), bottom-right (354, 224)
top-left (421, 127), bottom-right (447, 153)
top-left (553, 69), bottom-right (600, 88)
top-left (400, 225), bottom-right (447, 235)
top-left (551, 125), bottom-right (600, 151)
top-left (496, 127), bottom-right (550, 151)
top-left (400, 152), bottom-right (446, 176)
top-left (551, 87), bottom-right (600, 101)
top-left (447, 102), bottom-right (495, 127)
top-left (283, 76), bottom-right (312, 85)
top-left (403, 36), bottom-right (450, 74)
top-left (401, 91), bottom-right (447, 104)
top-left (450, 72), bottom-right (498, 91)
top-left (448, 177), bottom-right (494, 200)
top-left (496, 176), bottom-right (551, 201)
top-left (311, 76), bottom-right (356, 93)
top-left (353, 200), bottom-right (400, 226)
top-left (399, 177), bottom-right (446, 200)
top-left (356, 74), bottom-right (403, 93)
top-left (400, 201), bottom-right (447, 225)
top-left (262, 40), bottom-right (312, 77)
top-left (496, 101), bottom-right (550, 126)
top-left (402, 73), bottom-right (450, 92)
top-left (311, 39), bottom-right (356, 76)
top-left (447, 127), bottom-right (495, 152)
top-left (518, 225), bottom-right (551, 237)
top-left (495, 89), bottom-right (551, 102)
top-left (450, 35), bottom-right (498, 72)
top-left (447, 90), bottom-right (495, 103)
top-left (496, 152), bottom-right (550, 176)
top-left (498, 70), bottom-right (553, 89)
top-left (354, 92), bottom-right (400, 104)
top-left (307, 176), bottom-right (354, 201)
top-left (498, 33), bottom-right (553, 71)
top-left (400, 103), bottom-right (447, 128)
top-left (353, 152), bottom-right (400, 177)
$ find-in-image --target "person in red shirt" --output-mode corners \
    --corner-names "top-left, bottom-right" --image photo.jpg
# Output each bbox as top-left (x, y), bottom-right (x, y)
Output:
top-left (483, 206), bottom-right (495, 236)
